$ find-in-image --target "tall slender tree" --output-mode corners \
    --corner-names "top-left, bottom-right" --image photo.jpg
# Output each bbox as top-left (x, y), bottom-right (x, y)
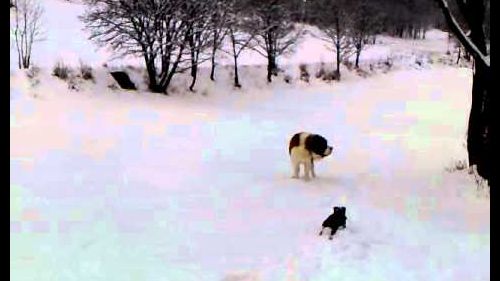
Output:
top-left (249, 0), bottom-right (300, 82)
top-left (311, 0), bottom-right (354, 78)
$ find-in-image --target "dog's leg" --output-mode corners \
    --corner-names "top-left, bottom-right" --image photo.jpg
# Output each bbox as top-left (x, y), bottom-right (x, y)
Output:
top-left (290, 151), bottom-right (300, 179)
top-left (329, 228), bottom-right (337, 240)
top-left (311, 158), bottom-right (316, 178)
top-left (291, 159), bottom-right (300, 179)
top-left (303, 161), bottom-right (312, 181)
top-left (319, 227), bottom-right (324, 236)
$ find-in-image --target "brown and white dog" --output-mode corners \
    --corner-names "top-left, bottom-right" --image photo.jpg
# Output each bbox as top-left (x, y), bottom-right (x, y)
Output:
top-left (288, 132), bottom-right (333, 181)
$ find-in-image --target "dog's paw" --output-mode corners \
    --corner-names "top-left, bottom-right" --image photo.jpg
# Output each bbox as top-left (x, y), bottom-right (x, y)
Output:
top-left (291, 175), bottom-right (299, 179)
top-left (329, 236), bottom-right (333, 240)
top-left (304, 176), bottom-right (311, 182)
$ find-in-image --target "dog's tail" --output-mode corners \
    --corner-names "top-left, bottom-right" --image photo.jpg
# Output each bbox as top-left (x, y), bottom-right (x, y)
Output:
top-left (289, 133), bottom-right (301, 155)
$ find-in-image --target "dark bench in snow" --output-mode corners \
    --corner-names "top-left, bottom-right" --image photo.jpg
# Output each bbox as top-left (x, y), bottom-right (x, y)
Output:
top-left (110, 71), bottom-right (137, 90)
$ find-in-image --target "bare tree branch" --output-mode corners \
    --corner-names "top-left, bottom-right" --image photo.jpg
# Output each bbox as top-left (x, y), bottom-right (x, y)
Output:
top-left (435, 0), bottom-right (489, 68)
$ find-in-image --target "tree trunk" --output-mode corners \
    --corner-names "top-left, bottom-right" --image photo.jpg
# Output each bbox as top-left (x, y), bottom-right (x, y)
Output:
top-left (210, 47), bottom-right (217, 81)
top-left (267, 54), bottom-right (277, 83)
top-left (355, 44), bottom-right (361, 68)
top-left (335, 42), bottom-right (341, 77)
top-left (233, 54), bottom-right (241, 88)
top-left (434, 0), bottom-right (493, 186)
top-left (188, 35), bottom-right (197, 92)
top-left (230, 30), bottom-right (241, 88)
top-left (335, 17), bottom-right (341, 77)
top-left (456, 47), bottom-right (461, 64)
top-left (438, 0), bottom-right (492, 188)
top-left (265, 30), bottom-right (277, 83)
top-left (145, 60), bottom-right (162, 93)
top-left (465, 1), bottom-right (491, 182)
top-left (189, 63), bottom-right (198, 92)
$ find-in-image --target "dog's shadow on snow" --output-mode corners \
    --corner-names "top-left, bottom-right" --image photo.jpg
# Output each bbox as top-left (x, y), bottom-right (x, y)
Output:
top-left (292, 175), bottom-right (355, 188)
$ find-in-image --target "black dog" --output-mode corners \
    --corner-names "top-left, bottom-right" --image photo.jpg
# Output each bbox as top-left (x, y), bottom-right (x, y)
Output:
top-left (319, 206), bottom-right (347, 240)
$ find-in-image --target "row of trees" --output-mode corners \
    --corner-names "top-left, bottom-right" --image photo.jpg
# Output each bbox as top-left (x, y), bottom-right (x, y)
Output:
top-left (301, 0), bottom-right (443, 40)
top-left (13, 0), bottom-right (450, 89)
top-left (81, 0), bottom-right (448, 92)
top-left (82, 0), bottom-right (301, 92)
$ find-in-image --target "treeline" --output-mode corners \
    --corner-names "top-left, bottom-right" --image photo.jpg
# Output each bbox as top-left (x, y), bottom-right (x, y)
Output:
top-left (81, 0), bottom-right (446, 94)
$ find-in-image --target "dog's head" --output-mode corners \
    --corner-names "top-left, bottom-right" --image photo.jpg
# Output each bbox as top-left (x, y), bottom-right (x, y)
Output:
top-left (305, 134), bottom-right (333, 158)
top-left (333, 206), bottom-right (346, 216)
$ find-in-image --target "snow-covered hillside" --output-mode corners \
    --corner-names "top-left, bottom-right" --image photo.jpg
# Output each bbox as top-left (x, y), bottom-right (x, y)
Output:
top-left (10, 1), bottom-right (489, 281)
top-left (10, 0), bottom-right (457, 71)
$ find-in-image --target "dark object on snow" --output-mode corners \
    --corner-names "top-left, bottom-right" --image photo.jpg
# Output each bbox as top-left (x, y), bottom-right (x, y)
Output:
top-left (110, 71), bottom-right (137, 90)
top-left (319, 206), bottom-right (347, 240)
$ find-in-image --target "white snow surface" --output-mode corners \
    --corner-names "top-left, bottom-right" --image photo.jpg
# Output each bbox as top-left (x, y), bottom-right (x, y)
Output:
top-left (10, 1), bottom-right (489, 281)
top-left (11, 65), bottom-right (489, 280)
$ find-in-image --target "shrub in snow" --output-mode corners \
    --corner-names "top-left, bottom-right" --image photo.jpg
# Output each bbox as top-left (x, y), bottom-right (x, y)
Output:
top-left (384, 58), bottom-right (393, 69)
top-left (26, 65), bottom-right (40, 80)
top-left (67, 76), bottom-right (81, 91)
top-left (322, 70), bottom-right (339, 82)
top-left (315, 63), bottom-right (326, 79)
top-left (445, 159), bottom-right (488, 192)
top-left (283, 74), bottom-right (292, 84)
top-left (26, 65), bottom-right (41, 87)
top-left (79, 62), bottom-right (94, 81)
top-left (343, 59), bottom-right (354, 71)
top-left (445, 159), bottom-right (468, 172)
top-left (52, 61), bottom-right (71, 80)
top-left (108, 83), bottom-right (119, 90)
top-left (355, 67), bottom-right (370, 78)
top-left (299, 64), bottom-right (310, 83)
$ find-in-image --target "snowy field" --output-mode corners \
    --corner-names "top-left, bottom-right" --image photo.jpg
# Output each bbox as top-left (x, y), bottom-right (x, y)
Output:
top-left (11, 1), bottom-right (489, 281)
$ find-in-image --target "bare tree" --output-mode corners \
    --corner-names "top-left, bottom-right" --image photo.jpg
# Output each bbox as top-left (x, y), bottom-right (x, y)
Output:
top-left (434, 0), bottom-right (493, 187)
top-left (182, 0), bottom-right (217, 92)
top-left (350, 0), bottom-right (381, 68)
top-left (249, 0), bottom-right (300, 83)
top-left (81, 0), bottom-right (190, 94)
top-left (12, 0), bottom-right (44, 69)
top-left (208, 0), bottom-right (232, 81)
top-left (222, 8), bottom-right (258, 88)
top-left (311, 0), bottom-right (354, 79)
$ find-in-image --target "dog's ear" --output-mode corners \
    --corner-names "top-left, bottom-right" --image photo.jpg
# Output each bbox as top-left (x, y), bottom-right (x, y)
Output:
top-left (333, 206), bottom-right (340, 212)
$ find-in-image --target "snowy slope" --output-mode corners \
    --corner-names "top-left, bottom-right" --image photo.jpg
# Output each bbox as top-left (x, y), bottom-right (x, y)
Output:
top-left (11, 65), bottom-right (489, 281)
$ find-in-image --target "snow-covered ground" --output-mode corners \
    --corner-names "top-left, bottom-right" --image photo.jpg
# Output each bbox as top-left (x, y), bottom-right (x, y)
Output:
top-left (11, 1), bottom-right (489, 281)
